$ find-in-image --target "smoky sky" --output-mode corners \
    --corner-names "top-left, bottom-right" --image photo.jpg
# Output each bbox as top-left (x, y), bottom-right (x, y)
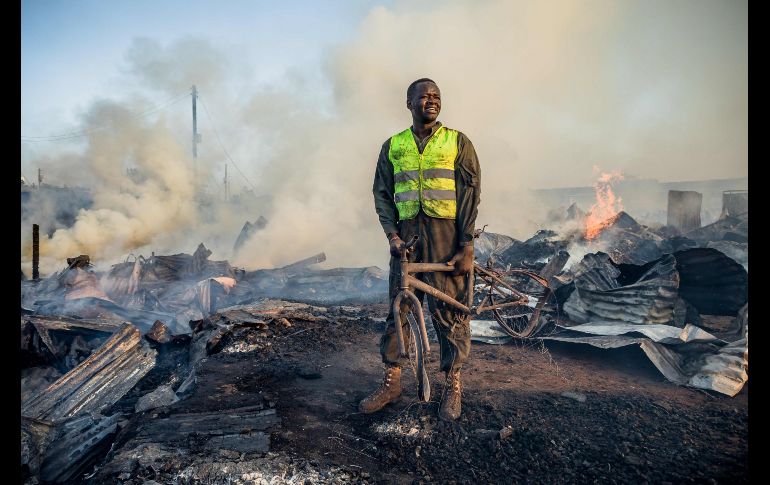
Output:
top-left (21, 0), bottom-right (747, 275)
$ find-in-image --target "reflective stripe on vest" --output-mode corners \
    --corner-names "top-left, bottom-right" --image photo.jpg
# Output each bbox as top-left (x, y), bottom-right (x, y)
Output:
top-left (388, 126), bottom-right (458, 220)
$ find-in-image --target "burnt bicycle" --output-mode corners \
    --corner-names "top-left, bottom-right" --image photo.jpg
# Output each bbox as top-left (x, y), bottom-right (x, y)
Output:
top-left (392, 232), bottom-right (555, 403)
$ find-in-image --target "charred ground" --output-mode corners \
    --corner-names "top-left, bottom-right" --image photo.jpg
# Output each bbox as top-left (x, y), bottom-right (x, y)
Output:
top-left (87, 302), bottom-right (747, 484)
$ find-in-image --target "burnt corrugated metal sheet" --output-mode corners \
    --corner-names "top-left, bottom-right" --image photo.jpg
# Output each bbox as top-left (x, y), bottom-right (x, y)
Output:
top-left (39, 413), bottom-right (121, 483)
top-left (130, 406), bottom-right (279, 446)
top-left (22, 323), bottom-right (156, 423)
top-left (118, 244), bottom-right (233, 282)
top-left (497, 230), bottom-right (568, 267)
top-left (564, 254), bottom-right (680, 325)
top-left (684, 213), bottom-right (748, 245)
top-left (243, 266), bottom-right (388, 305)
top-left (570, 252), bottom-right (621, 291)
top-left (473, 232), bottom-right (518, 263)
top-left (34, 296), bottom-right (173, 333)
top-left (673, 247), bottom-right (748, 315)
top-left (596, 229), bottom-right (664, 265)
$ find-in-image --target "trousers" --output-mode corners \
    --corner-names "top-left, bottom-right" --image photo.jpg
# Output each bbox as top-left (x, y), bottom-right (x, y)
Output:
top-left (380, 211), bottom-right (472, 372)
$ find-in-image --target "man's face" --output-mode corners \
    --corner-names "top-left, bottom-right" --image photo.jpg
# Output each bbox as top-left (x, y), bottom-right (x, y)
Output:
top-left (407, 82), bottom-right (441, 123)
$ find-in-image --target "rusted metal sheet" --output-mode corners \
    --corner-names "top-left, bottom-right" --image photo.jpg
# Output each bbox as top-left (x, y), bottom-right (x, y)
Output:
top-left (22, 323), bottom-right (157, 423)
top-left (146, 320), bottom-right (172, 344)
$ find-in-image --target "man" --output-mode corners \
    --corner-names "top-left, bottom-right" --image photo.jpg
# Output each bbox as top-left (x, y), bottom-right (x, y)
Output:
top-left (361, 78), bottom-right (481, 421)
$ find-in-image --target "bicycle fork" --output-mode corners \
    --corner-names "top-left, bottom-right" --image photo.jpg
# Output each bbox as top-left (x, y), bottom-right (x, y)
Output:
top-left (394, 249), bottom-right (430, 359)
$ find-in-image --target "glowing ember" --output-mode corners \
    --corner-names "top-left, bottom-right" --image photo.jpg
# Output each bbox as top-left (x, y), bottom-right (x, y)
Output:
top-left (585, 167), bottom-right (624, 240)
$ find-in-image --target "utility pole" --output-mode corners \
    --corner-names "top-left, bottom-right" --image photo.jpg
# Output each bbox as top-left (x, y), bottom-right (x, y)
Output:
top-left (32, 224), bottom-right (39, 280)
top-left (191, 85), bottom-right (201, 184)
top-left (224, 163), bottom-right (229, 202)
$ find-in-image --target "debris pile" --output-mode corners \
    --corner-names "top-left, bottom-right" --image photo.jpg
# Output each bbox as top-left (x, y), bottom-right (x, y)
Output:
top-left (19, 198), bottom-right (747, 482)
top-left (20, 299), bottom-right (341, 483)
top-left (21, 243), bottom-right (388, 335)
top-left (474, 203), bottom-right (748, 397)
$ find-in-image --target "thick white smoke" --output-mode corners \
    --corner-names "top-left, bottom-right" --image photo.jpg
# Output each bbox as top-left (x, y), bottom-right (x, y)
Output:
top-left (21, 0), bottom-right (747, 276)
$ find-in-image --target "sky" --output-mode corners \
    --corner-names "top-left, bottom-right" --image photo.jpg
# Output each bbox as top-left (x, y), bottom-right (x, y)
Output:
top-left (21, 0), bottom-right (383, 162)
top-left (20, 0), bottom-right (748, 273)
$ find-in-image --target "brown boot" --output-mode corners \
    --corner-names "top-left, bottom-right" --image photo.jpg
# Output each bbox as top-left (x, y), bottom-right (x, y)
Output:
top-left (439, 368), bottom-right (462, 421)
top-left (359, 365), bottom-right (402, 413)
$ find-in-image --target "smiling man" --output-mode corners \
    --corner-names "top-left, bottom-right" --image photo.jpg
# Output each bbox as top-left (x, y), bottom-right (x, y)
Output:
top-left (362, 78), bottom-right (481, 421)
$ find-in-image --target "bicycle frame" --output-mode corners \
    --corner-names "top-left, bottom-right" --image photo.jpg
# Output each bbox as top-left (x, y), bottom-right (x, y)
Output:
top-left (393, 236), bottom-right (550, 359)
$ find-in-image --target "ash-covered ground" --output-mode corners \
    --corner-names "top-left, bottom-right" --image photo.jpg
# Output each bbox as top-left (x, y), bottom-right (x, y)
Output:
top-left (81, 302), bottom-right (747, 485)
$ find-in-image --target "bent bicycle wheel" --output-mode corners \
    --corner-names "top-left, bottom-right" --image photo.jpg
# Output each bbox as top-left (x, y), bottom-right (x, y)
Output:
top-left (480, 269), bottom-right (555, 339)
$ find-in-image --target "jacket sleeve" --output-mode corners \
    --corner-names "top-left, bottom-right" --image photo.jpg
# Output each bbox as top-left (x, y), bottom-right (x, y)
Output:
top-left (372, 138), bottom-right (399, 235)
top-left (455, 133), bottom-right (481, 247)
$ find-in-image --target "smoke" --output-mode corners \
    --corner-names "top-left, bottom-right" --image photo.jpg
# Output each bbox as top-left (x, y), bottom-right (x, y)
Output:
top-left (125, 36), bottom-right (231, 97)
top-left (21, 100), bottom-right (199, 275)
top-left (22, 0), bottom-right (747, 275)
top-left (235, 0), bottom-right (746, 268)
top-left (21, 37), bottom-right (249, 276)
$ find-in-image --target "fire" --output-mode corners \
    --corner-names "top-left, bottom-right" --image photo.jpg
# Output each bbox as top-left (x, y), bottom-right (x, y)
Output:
top-left (584, 167), bottom-right (624, 240)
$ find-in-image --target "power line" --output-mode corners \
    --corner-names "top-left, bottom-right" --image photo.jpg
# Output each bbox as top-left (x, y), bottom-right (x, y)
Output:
top-left (197, 95), bottom-right (259, 194)
top-left (21, 91), bottom-right (189, 142)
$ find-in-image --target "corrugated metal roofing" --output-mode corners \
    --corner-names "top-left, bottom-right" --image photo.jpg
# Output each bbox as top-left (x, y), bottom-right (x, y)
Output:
top-left (673, 247), bottom-right (748, 315)
top-left (564, 254), bottom-right (680, 325)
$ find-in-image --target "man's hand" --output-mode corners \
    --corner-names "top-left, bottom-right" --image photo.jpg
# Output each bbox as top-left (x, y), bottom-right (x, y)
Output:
top-left (388, 234), bottom-right (405, 257)
top-left (446, 245), bottom-right (474, 276)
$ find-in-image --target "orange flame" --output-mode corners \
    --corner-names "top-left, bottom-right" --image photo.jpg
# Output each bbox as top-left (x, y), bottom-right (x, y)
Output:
top-left (585, 167), bottom-right (624, 240)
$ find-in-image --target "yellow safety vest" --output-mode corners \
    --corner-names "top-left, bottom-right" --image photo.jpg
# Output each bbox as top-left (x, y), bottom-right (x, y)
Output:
top-left (389, 126), bottom-right (458, 220)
